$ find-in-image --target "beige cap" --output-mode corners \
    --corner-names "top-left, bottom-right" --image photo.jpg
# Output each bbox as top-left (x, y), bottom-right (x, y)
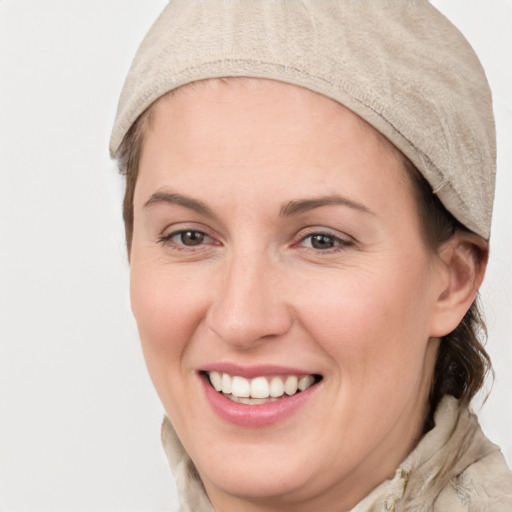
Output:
top-left (110, 0), bottom-right (496, 239)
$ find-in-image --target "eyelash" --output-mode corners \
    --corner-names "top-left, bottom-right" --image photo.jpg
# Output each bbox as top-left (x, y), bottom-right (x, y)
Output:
top-left (158, 228), bottom-right (353, 253)
top-left (157, 229), bottom-right (216, 250)
top-left (297, 231), bottom-right (354, 253)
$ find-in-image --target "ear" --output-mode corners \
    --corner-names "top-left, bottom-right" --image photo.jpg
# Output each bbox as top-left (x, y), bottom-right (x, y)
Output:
top-left (429, 232), bottom-right (489, 338)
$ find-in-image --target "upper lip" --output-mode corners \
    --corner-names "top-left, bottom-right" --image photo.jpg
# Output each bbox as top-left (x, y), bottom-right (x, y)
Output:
top-left (200, 362), bottom-right (319, 379)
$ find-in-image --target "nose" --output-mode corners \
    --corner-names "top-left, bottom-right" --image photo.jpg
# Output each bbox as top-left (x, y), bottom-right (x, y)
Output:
top-left (206, 249), bottom-right (293, 350)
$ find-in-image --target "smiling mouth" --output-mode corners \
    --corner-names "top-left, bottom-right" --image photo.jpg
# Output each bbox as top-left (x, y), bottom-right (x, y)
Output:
top-left (204, 371), bottom-right (322, 405)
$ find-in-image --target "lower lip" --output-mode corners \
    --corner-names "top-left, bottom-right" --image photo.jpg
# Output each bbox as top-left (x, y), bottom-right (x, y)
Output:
top-left (201, 376), bottom-right (320, 427)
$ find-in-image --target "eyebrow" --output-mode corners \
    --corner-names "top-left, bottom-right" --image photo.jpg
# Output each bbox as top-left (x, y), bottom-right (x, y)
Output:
top-left (143, 191), bottom-right (373, 218)
top-left (280, 195), bottom-right (374, 217)
top-left (143, 191), bottom-right (214, 217)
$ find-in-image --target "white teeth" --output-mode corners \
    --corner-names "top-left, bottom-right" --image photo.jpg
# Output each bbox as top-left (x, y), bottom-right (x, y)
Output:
top-left (207, 372), bottom-right (317, 400)
top-left (269, 376), bottom-right (285, 397)
top-left (251, 377), bottom-right (270, 399)
top-left (231, 376), bottom-right (251, 398)
top-left (209, 371), bottom-right (222, 391)
top-left (284, 375), bottom-right (299, 395)
top-left (298, 375), bottom-right (315, 391)
top-left (221, 373), bottom-right (232, 394)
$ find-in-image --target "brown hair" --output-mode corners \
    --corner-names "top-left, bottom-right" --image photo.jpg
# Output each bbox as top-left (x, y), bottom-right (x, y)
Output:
top-left (404, 161), bottom-right (492, 422)
top-left (115, 94), bottom-right (492, 419)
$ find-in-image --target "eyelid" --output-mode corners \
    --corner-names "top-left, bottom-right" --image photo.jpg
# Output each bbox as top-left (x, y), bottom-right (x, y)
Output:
top-left (295, 226), bottom-right (353, 241)
top-left (160, 221), bottom-right (214, 238)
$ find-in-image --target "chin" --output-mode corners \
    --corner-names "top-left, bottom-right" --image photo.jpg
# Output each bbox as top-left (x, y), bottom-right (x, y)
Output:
top-left (200, 460), bottom-right (316, 505)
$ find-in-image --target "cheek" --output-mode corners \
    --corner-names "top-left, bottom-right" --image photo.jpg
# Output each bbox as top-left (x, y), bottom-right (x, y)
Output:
top-left (298, 260), bottom-right (434, 387)
top-left (129, 259), bottom-right (210, 383)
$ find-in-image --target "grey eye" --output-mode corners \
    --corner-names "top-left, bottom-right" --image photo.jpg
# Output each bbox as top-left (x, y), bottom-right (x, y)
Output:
top-left (300, 232), bottom-right (353, 252)
top-left (308, 234), bottom-right (337, 250)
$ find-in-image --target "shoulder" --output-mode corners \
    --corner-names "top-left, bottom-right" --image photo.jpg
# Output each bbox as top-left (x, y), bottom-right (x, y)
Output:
top-left (434, 447), bottom-right (512, 511)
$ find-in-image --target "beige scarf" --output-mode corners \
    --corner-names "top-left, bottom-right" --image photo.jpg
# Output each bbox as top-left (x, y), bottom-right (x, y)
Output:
top-left (161, 396), bottom-right (512, 511)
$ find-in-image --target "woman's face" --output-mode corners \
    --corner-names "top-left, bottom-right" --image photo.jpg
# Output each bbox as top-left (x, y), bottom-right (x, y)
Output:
top-left (130, 79), bottom-right (445, 511)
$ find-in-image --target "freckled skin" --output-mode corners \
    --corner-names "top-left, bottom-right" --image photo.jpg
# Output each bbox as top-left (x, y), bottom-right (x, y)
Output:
top-left (129, 79), bottom-right (448, 512)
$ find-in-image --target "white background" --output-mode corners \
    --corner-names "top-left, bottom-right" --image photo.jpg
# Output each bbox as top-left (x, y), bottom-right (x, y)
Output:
top-left (0, 1), bottom-right (510, 510)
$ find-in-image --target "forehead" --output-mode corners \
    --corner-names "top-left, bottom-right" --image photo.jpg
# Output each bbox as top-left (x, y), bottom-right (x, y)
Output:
top-left (150, 77), bottom-right (400, 151)
top-left (144, 78), bottom-right (405, 167)
top-left (136, 78), bottom-right (413, 211)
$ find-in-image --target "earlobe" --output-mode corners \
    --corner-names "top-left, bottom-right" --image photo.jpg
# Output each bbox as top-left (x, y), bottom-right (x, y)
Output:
top-left (429, 232), bottom-right (489, 338)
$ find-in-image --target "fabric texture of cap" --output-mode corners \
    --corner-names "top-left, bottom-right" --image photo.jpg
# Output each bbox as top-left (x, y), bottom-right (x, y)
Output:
top-left (110, 0), bottom-right (496, 239)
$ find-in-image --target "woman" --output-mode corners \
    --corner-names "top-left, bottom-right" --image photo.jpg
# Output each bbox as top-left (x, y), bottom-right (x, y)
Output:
top-left (110, 1), bottom-right (512, 510)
